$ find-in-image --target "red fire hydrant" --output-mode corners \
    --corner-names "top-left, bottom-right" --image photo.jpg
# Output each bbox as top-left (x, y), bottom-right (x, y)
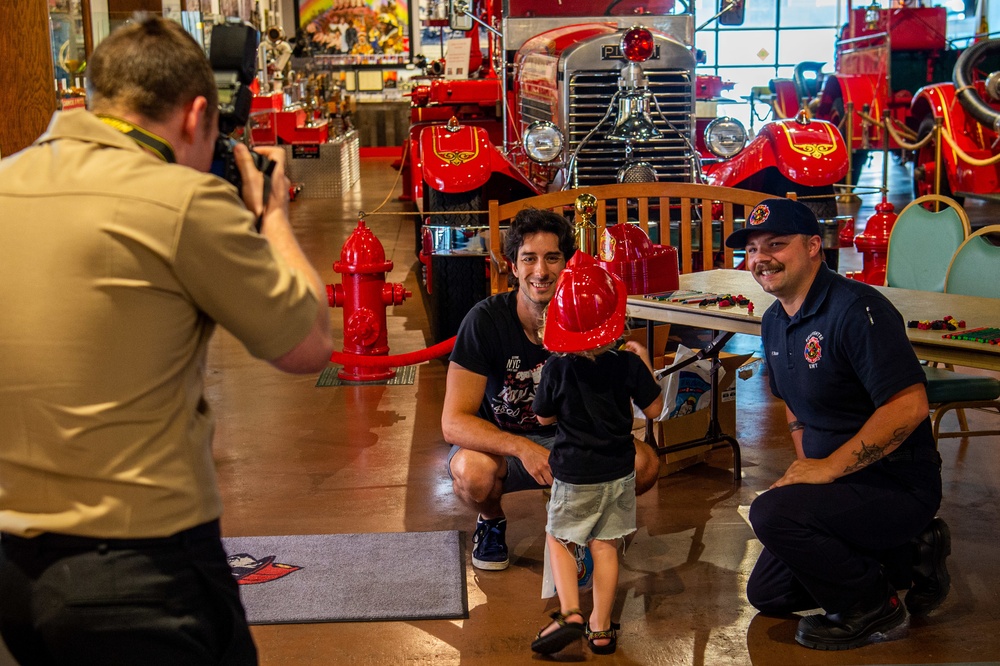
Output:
top-left (846, 201), bottom-right (897, 285)
top-left (328, 219), bottom-right (411, 381)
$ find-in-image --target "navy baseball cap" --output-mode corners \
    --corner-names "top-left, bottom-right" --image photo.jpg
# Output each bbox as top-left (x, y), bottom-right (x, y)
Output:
top-left (725, 198), bottom-right (821, 249)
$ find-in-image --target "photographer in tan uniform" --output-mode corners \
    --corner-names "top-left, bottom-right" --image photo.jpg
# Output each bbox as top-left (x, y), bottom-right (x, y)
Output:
top-left (0, 17), bottom-right (333, 664)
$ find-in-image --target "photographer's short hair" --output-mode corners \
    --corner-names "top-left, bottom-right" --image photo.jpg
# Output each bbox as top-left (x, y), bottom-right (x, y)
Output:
top-left (503, 208), bottom-right (576, 268)
top-left (87, 15), bottom-right (218, 123)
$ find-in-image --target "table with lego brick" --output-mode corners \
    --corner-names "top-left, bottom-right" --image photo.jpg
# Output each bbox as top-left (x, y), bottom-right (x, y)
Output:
top-left (626, 269), bottom-right (1000, 372)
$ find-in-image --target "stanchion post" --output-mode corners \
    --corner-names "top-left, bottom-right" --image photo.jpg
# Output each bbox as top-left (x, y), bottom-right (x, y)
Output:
top-left (934, 117), bottom-right (943, 210)
top-left (839, 101), bottom-right (861, 207)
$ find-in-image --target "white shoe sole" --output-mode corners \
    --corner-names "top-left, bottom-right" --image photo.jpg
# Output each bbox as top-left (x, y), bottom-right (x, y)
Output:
top-left (472, 557), bottom-right (509, 571)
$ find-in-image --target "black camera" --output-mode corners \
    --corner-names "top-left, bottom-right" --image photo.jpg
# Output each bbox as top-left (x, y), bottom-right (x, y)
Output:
top-left (209, 23), bottom-right (274, 216)
top-left (212, 136), bottom-right (274, 199)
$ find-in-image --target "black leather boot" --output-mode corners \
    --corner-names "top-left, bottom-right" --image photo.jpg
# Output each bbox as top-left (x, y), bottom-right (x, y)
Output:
top-left (905, 516), bottom-right (951, 617)
top-left (795, 581), bottom-right (907, 650)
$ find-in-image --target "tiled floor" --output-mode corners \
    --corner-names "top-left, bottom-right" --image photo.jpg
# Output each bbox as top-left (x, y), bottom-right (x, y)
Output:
top-left (4, 155), bottom-right (997, 665)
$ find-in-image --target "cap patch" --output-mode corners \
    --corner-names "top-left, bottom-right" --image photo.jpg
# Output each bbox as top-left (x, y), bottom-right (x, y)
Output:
top-left (749, 205), bottom-right (770, 226)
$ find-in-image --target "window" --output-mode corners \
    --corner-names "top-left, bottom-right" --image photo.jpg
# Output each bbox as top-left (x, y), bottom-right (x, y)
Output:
top-left (696, 0), bottom-right (843, 129)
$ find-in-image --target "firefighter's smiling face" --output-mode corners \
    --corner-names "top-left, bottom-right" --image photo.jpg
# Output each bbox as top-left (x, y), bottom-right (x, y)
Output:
top-left (514, 231), bottom-right (566, 307)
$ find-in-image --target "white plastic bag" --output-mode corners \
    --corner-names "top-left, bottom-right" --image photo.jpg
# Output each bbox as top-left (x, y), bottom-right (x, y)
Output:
top-left (633, 344), bottom-right (724, 422)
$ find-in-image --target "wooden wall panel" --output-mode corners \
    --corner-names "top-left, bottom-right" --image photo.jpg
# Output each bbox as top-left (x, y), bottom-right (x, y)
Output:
top-left (0, 0), bottom-right (57, 158)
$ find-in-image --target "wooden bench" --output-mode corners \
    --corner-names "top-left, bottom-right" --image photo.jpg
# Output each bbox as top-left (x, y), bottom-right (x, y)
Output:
top-left (488, 182), bottom-right (772, 293)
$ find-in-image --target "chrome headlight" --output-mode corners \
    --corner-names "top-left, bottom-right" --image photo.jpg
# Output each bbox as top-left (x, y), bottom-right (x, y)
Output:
top-left (522, 121), bottom-right (564, 163)
top-left (704, 116), bottom-right (747, 159)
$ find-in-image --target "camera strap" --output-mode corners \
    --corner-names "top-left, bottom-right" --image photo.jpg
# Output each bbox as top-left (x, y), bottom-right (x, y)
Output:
top-left (97, 115), bottom-right (176, 164)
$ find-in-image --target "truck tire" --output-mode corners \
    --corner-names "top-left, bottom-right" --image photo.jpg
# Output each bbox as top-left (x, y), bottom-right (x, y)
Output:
top-left (429, 254), bottom-right (490, 342)
top-left (425, 188), bottom-right (489, 342)
top-left (417, 188), bottom-right (483, 257)
top-left (428, 188), bottom-right (482, 226)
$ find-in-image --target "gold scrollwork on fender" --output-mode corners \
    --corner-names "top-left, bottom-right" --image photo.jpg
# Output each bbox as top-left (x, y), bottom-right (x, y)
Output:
top-left (782, 121), bottom-right (840, 160)
top-left (432, 130), bottom-right (480, 165)
top-left (789, 143), bottom-right (838, 159)
top-left (437, 150), bottom-right (477, 166)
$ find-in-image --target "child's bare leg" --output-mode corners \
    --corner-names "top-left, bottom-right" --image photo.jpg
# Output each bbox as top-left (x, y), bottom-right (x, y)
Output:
top-left (588, 538), bottom-right (620, 645)
top-left (539, 533), bottom-right (584, 636)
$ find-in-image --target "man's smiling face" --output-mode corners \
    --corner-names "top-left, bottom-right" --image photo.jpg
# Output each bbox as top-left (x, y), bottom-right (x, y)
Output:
top-left (514, 231), bottom-right (566, 308)
top-left (744, 232), bottom-right (819, 298)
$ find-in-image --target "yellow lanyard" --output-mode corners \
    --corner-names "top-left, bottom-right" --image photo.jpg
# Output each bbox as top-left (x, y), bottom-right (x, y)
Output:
top-left (97, 114), bottom-right (176, 164)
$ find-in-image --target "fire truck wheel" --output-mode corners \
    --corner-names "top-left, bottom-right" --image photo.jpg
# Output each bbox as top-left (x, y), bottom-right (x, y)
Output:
top-left (420, 188), bottom-right (484, 260)
top-left (428, 188), bottom-right (483, 226)
top-left (429, 255), bottom-right (490, 343)
top-left (803, 199), bottom-right (840, 272)
top-left (912, 117), bottom-right (961, 204)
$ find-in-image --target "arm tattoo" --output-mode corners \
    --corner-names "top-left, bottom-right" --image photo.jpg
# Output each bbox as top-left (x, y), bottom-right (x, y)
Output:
top-left (842, 426), bottom-right (912, 474)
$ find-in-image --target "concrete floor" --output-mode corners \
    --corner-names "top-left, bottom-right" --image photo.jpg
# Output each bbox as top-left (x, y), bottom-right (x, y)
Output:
top-left (3, 155), bottom-right (997, 665)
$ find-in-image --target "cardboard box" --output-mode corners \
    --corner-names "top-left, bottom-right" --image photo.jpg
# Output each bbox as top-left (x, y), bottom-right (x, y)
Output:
top-left (623, 324), bottom-right (671, 370)
top-left (633, 350), bottom-right (756, 476)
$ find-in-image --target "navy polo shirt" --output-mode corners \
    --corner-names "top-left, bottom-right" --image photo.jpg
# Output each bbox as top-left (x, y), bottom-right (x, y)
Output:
top-left (761, 265), bottom-right (935, 460)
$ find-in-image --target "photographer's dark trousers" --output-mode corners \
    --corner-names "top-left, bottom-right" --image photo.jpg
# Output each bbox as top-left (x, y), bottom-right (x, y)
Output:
top-left (746, 458), bottom-right (941, 614)
top-left (0, 520), bottom-right (256, 666)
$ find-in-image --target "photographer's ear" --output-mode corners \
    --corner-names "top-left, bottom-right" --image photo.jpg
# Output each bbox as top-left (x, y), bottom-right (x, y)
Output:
top-left (180, 96), bottom-right (210, 138)
top-left (177, 95), bottom-right (217, 171)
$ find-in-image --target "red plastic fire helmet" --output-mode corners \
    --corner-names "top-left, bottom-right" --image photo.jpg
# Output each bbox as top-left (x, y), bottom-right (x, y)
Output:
top-left (601, 222), bottom-right (654, 260)
top-left (597, 223), bottom-right (680, 295)
top-left (543, 255), bottom-right (627, 354)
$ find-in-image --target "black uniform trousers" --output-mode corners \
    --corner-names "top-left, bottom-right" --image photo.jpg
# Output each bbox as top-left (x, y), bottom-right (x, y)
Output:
top-left (746, 456), bottom-right (941, 615)
top-left (0, 520), bottom-right (256, 665)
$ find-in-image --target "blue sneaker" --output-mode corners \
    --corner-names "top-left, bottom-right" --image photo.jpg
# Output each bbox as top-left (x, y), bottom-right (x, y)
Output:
top-left (472, 516), bottom-right (509, 571)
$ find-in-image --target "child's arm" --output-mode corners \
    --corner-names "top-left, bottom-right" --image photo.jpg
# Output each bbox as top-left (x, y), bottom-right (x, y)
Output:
top-left (536, 414), bottom-right (557, 426)
top-left (622, 340), bottom-right (655, 375)
top-left (624, 341), bottom-right (664, 420)
top-left (640, 394), bottom-right (664, 421)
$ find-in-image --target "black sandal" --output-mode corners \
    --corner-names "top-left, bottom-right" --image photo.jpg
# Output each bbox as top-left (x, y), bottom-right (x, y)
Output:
top-left (531, 609), bottom-right (585, 654)
top-left (586, 621), bottom-right (620, 655)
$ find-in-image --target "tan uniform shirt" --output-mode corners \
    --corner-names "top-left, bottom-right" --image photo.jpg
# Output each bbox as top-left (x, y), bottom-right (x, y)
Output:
top-left (0, 111), bottom-right (320, 538)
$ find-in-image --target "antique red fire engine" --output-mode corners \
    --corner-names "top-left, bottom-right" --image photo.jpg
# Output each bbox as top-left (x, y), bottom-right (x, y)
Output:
top-left (328, 220), bottom-right (411, 381)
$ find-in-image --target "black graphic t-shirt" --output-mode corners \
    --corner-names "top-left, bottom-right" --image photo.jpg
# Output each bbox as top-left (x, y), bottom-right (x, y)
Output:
top-left (533, 351), bottom-right (661, 484)
top-left (450, 291), bottom-right (556, 436)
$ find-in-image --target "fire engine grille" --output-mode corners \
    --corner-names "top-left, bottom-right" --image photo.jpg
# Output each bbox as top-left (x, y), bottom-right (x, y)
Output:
top-left (521, 97), bottom-right (554, 125)
top-left (568, 70), bottom-right (693, 187)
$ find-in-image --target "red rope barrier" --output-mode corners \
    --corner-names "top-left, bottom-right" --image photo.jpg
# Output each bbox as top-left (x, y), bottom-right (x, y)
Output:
top-left (330, 337), bottom-right (456, 368)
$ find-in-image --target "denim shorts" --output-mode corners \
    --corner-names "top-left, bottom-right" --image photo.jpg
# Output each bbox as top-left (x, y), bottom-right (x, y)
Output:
top-left (446, 432), bottom-right (557, 493)
top-left (546, 471), bottom-right (636, 546)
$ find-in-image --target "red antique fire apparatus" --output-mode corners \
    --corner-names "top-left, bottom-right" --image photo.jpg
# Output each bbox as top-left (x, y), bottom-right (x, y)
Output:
top-left (769, 1), bottom-right (1000, 199)
top-left (909, 36), bottom-right (1000, 200)
top-left (406, 0), bottom-right (849, 340)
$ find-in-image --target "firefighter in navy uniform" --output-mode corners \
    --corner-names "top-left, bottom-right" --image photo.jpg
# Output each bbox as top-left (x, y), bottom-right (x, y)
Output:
top-left (725, 198), bottom-right (951, 651)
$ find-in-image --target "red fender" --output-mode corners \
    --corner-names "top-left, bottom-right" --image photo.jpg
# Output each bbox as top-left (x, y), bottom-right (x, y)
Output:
top-left (418, 122), bottom-right (537, 196)
top-left (816, 74), bottom-right (880, 150)
top-left (418, 124), bottom-right (494, 193)
top-left (911, 83), bottom-right (1000, 195)
top-left (769, 78), bottom-right (801, 120)
top-left (704, 118), bottom-right (848, 188)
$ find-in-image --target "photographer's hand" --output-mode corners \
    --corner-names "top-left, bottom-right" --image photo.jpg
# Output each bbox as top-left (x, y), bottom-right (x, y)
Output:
top-left (253, 145), bottom-right (293, 224)
top-left (233, 143), bottom-right (291, 224)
